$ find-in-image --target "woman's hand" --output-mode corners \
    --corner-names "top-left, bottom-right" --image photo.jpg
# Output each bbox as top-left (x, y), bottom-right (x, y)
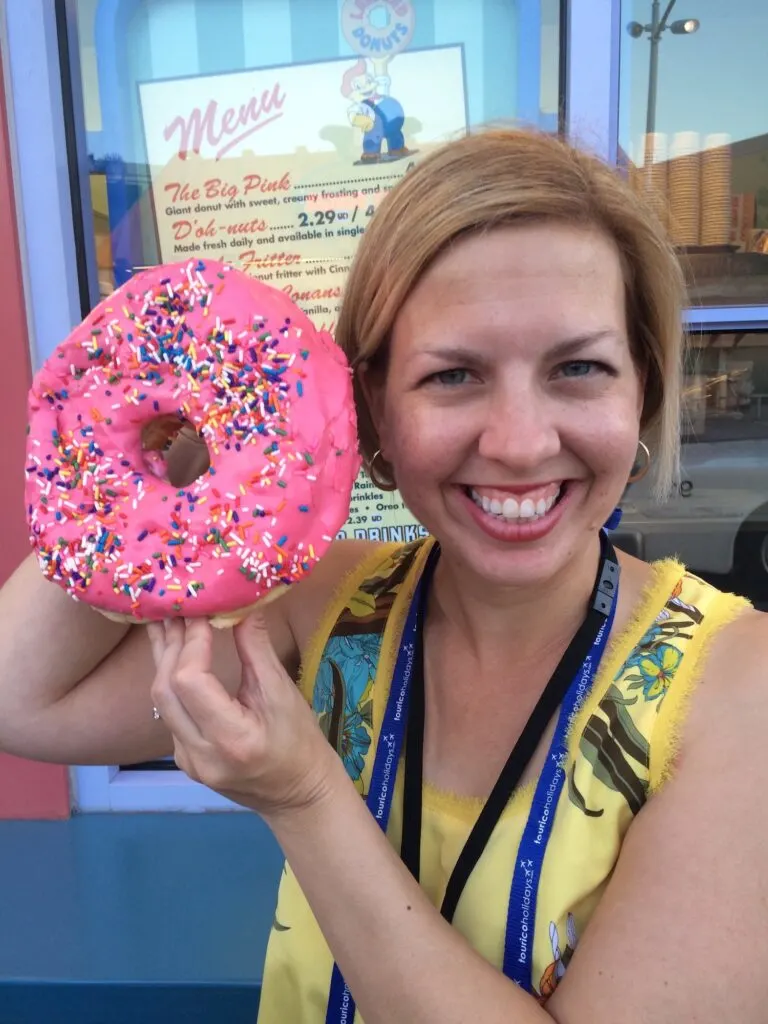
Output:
top-left (147, 615), bottom-right (340, 821)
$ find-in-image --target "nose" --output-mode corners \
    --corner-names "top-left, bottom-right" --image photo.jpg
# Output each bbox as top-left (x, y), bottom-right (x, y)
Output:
top-left (476, 378), bottom-right (561, 471)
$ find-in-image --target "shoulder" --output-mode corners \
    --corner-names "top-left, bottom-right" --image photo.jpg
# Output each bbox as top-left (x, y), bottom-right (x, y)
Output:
top-left (615, 549), bottom-right (751, 648)
top-left (283, 540), bottom-right (394, 653)
top-left (638, 572), bottom-right (762, 794)
top-left (646, 600), bottom-right (768, 865)
top-left (683, 602), bottom-right (768, 745)
top-left (249, 539), bottom-right (423, 678)
top-left (700, 600), bottom-right (767, 678)
top-left (550, 605), bottom-right (768, 1023)
top-left (605, 553), bottom-right (755, 785)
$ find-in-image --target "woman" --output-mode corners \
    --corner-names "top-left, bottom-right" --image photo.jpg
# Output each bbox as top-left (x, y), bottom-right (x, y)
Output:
top-left (1, 130), bottom-right (767, 1023)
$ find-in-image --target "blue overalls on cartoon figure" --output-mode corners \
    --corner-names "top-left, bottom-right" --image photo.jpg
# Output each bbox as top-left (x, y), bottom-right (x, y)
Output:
top-left (361, 95), bottom-right (405, 158)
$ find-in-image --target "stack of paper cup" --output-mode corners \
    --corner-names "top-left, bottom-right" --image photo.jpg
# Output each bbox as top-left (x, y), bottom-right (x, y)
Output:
top-left (626, 140), bottom-right (641, 196)
top-left (628, 159), bottom-right (642, 198)
top-left (669, 131), bottom-right (701, 246)
top-left (701, 133), bottom-right (732, 247)
top-left (640, 133), bottom-right (669, 229)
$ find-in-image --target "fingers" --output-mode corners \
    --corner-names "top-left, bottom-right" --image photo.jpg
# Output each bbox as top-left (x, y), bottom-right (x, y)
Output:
top-left (146, 622), bottom-right (165, 669)
top-left (160, 619), bottom-right (249, 743)
top-left (149, 619), bottom-right (206, 745)
top-left (144, 614), bottom-right (324, 811)
top-left (176, 617), bottom-right (215, 679)
top-left (233, 612), bottom-right (295, 710)
top-left (149, 616), bottom-right (288, 787)
top-left (234, 611), bottom-right (284, 675)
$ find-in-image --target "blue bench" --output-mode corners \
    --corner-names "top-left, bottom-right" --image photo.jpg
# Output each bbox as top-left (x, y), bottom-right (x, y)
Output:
top-left (0, 812), bottom-right (284, 1023)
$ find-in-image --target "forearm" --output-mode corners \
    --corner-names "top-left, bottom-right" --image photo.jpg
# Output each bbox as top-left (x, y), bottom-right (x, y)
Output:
top-left (266, 765), bottom-right (551, 1024)
top-left (0, 555), bottom-right (129, 740)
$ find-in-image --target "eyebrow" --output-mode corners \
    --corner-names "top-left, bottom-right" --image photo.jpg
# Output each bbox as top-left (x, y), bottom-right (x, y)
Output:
top-left (547, 330), bottom-right (622, 358)
top-left (419, 331), bottom-right (621, 364)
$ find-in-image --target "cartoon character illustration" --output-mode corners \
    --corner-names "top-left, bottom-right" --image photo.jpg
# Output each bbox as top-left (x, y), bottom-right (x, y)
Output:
top-left (538, 914), bottom-right (578, 1002)
top-left (341, 56), bottom-right (412, 164)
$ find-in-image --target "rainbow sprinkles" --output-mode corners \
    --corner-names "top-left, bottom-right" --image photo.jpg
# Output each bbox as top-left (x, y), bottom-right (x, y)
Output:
top-left (25, 259), bottom-right (360, 622)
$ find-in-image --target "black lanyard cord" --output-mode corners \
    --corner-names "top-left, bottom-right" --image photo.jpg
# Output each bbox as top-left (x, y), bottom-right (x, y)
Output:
top-left (400, 539), bottom-right (619, 924)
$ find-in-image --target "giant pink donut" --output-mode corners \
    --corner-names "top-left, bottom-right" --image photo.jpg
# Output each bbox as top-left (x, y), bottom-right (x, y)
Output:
top-left (25, 259), bottom-right (360, 622)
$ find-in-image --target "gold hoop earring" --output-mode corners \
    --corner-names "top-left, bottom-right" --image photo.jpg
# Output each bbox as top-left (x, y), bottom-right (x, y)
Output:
top-left (628, 440), bottom-right (651, 484)
top-left (368, 449), bottom-right (397, 492)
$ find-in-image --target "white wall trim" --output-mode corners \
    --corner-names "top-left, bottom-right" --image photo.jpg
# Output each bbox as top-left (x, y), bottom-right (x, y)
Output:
top-left (73, 765), bottom-right (244, 812)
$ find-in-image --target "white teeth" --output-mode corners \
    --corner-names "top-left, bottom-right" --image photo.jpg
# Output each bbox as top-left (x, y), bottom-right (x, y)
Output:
top-left (502, 497), bottom-right (519, 517)
top-left (469, 486), bottom-right (561, 523)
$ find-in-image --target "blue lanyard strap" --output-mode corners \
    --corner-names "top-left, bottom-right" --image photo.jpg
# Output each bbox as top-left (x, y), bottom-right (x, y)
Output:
top-left (327, 538), bottom-right (619, 1020)
top-left (326, 547), bottom-right (435, 1023)
top-left (503, 581), bottom-right (617, 987)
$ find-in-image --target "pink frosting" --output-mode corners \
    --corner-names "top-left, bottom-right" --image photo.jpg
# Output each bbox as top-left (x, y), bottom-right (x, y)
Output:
top-left (25, 259), bottom-right (360, 620)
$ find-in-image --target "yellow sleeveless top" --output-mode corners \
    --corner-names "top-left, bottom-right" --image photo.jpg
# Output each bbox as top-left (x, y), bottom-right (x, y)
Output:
top-left (257, 539), bottom-right (749, 1021)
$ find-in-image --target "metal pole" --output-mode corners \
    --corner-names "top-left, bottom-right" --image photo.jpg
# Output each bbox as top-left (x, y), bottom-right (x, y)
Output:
top-left (646, 0), bottom-right (660, 136)
top-left (646, 0), bottom-right (678, 136)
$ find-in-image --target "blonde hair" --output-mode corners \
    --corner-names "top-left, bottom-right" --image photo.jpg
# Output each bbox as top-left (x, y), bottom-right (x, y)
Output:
top-left (335, 129), bottom-right (687, 498)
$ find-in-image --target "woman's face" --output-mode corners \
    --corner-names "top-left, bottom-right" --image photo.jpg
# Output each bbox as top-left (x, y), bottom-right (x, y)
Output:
top-left (365, 223), bottom-right (644, 588)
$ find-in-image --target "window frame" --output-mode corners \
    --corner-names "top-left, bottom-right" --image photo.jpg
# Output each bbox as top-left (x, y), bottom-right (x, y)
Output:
top-left (10, 0), bottom-right (759, 812)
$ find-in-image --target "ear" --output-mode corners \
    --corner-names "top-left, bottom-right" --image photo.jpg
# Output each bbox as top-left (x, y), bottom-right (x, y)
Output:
top-left (635, 359), bottom-right (649, 421)
top-left (357, 360), bottom-right (388, 457)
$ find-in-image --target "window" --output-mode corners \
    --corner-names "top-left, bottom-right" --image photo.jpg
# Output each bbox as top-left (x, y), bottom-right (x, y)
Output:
top-left (75, 0), bottom-right (562, 550)
top-left (619, 0), bottom-right (768, 307)
top-left (67, 0), bottom-right (563, 808)
top-left (77, 0), bottom-right (561, 298)
top-left (617, 332), bottom-right (768, 607)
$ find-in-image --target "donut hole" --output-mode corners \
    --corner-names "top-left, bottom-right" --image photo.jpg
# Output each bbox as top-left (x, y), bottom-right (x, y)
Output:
top-left (369, 3), bottom-right (391, 28)
top-left (141, 417), bottom-right (211, 487)
top-left (165, 423), bottom-right (211, 486)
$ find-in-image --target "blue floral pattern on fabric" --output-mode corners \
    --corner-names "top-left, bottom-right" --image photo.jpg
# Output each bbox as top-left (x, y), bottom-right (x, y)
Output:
top-left (311, 542), bottom-right (425, 794)
top-left (313, 634), bottom-right (381, 718)
top-left (313, 634), bottom-right (381, 787)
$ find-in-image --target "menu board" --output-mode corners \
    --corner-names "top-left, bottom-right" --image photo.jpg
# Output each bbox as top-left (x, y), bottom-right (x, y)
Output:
top-left (138, 13), bottom-right (467, 541)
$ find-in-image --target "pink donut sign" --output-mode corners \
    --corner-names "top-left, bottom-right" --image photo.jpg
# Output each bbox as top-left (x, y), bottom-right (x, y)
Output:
top-left (341, 0), bottom-right (415, 57)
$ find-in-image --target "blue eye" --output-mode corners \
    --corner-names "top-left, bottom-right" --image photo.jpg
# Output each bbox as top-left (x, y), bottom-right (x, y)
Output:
top-left (560, 360), bottom-right (596, 378)
top-left (430, 368), bottom-right (471, 386)
top-left (558, 360), bottom-right (617, 380)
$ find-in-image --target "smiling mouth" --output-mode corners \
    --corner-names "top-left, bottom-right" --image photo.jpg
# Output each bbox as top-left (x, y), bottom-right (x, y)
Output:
top-left (464, 484), bottom-right (565, 523)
